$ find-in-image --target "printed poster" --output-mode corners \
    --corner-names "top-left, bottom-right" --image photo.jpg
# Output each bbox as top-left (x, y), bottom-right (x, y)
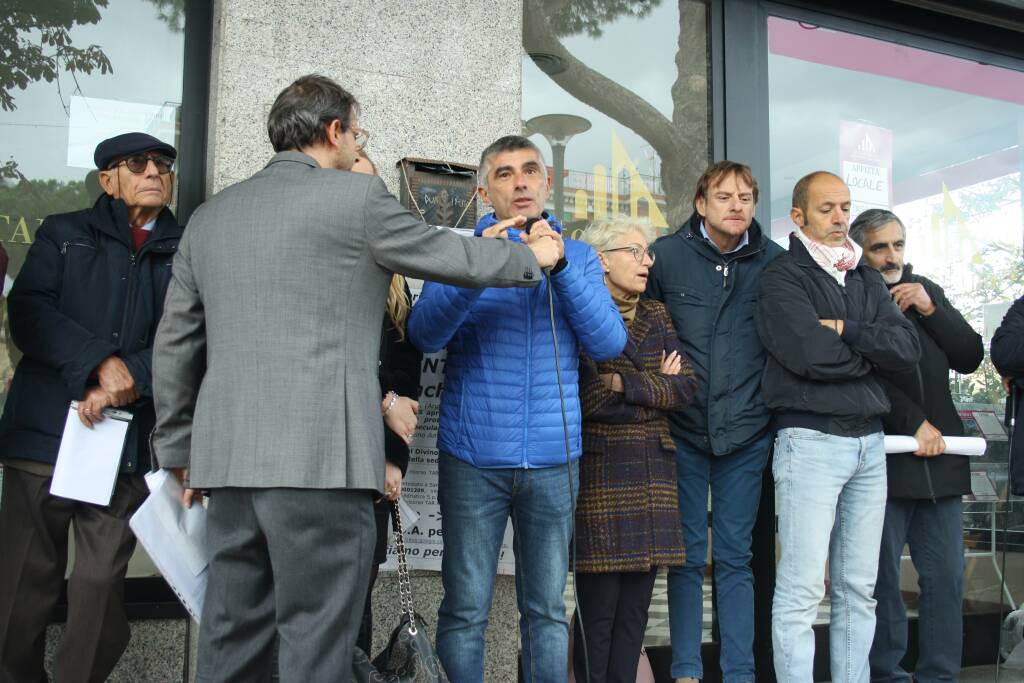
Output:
top-left (839, 120), bottom-right (893, 220)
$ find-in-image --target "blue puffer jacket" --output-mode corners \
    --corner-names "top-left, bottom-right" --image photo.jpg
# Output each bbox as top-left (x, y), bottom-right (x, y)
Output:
top-left (408, 213), bottom-right (626, 468)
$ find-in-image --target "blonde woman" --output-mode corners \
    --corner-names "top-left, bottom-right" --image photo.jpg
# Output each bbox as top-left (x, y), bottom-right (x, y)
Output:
top-left (574, 217), bottom-right (697, 683)
top-left (351, 149), bottom-right (423, 653)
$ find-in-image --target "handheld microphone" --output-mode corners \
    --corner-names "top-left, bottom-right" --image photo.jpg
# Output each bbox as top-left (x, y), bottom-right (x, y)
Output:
top-left (522, 217), bottom-right (556, 275)
top-left (522, 216), bottom-right (542, 234)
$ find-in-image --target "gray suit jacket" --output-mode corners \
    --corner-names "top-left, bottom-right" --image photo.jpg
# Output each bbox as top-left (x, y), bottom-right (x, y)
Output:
top-left (151, 151), bottom-right (541, 490)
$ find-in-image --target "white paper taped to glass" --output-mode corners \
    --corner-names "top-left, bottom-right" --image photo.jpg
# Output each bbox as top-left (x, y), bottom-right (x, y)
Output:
top-left (129, 469), bottom-right (209, 622)
top-left (50, 401), bottom-right (133, 506)
top-left (884, 435), bottom-right (987, 456)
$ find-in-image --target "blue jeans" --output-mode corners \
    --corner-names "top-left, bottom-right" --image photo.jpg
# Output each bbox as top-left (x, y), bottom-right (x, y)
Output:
top-left (435, 451), bottom-right (578, 683)
top-left (869, 496), bottom-right (964, 682)
top-left (667, 432), bottom-right (771, 682)
top-left (772, 428), bottom-right (887, 683)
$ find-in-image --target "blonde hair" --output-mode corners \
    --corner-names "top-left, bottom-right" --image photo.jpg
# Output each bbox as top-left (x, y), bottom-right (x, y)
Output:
top-left (579, 215), bottom-right (657, 253)
top-left (355, 148), bottom-right (410, 338)
top-left (386, 275), bottom-right (410, 340)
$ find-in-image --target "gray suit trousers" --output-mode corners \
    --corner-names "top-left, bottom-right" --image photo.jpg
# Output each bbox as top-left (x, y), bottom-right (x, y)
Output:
top-left (196, 487), bottom-right (375, 683)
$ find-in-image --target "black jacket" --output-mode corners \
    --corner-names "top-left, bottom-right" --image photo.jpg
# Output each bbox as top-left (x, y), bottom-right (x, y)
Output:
top-left (378, 280), bottom-right (423, 475)
top-left (646, 212), bottom-right (784, 456)
top-left (0, 193), bottom-right (182, 471)
top-left (756, 234), bottom-right (920, 436)
top-left (372, 282), bottom-right (423, 565)
top-left (991, 296), bottom-right (1024, 496)
top-left (877, 265), bottom-right (983, 499)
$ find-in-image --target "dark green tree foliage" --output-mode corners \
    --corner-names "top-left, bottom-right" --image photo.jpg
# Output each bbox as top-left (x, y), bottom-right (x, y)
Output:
top-left (0, 177), bottom-right (92, 223)
top-left (148, 0), bottom-right (185, 32)
top-left (0, 0), bottom-right (113, 112)
top-left (540, 0), bottom-right (657, 37)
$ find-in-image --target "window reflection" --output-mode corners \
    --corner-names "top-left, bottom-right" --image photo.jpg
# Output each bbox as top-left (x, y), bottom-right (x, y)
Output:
top-left (523, 0), bottom-right (710, 238)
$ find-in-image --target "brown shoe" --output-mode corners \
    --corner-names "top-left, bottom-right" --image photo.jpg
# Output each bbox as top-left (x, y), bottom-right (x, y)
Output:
top-left (675, 679), bottom-right (700, 683)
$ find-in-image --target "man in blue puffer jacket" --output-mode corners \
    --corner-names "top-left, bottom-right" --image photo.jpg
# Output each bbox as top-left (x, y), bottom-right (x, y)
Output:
top-left (408, 135), bottom-right (626, 683)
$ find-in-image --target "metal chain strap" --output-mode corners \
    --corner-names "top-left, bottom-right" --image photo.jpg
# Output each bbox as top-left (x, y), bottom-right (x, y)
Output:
top-left (391, 500), bottom-right (418, 635)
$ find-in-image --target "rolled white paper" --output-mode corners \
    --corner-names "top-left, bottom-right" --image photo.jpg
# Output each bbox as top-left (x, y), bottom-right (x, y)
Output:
top-left (884, 435), bottom-right (987, 456)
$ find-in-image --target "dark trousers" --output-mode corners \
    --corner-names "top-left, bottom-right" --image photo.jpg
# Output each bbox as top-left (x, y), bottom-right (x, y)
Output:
top-left (357, 499), bottom-right (393, 655)
top-left (573, 569), bottom-right (658, 683)
top-left (0, 467), bottom-right (147, 683)
top-left (196, 486), bottom-right (375, 683)
top-left (870, 496), bottom-right (964, 683)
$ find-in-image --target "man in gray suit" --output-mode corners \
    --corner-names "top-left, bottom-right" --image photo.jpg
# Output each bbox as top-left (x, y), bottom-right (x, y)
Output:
top-left (151, 74), bottom-right (560, 683)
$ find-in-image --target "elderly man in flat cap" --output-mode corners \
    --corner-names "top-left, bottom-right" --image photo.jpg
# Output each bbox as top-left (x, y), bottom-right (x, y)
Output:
top-left (0, 132), bottom-right (183, 682)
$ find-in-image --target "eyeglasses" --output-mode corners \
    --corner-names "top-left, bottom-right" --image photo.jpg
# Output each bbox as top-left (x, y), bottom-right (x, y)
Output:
top-left (604, 244), bottom-right (656, 265)
top-left (110, 153), bottom-right (175, 175)
top-left (352, 126), bottom-right (370, 150)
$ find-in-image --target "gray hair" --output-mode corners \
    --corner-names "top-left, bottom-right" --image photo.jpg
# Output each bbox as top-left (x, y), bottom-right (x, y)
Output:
top-left (849, 208), bottom-right (906, 247)
top-left (579, 215), bottom-right (657, 253)
top-left (267, 74), bottom-right (359, 153)
top-left (477, 135), bottom-right (546, 188)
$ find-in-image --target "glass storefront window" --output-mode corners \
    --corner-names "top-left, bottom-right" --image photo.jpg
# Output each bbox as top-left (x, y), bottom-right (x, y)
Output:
top-left (522, 0), bottom-right (710, 240)
top-left (767, 14), bottom-right (1024, 626)
top-left (523, 0), bottom-right (711, 647)
top-left (0, 0), bottom-right (189, 578)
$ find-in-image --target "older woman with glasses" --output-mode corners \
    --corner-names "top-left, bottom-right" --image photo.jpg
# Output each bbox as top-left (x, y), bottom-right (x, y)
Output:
top-left (571, 217), bottom-right (697, 683)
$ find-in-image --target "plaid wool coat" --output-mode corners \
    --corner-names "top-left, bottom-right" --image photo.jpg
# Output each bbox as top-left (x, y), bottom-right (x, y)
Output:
top-left (574, 299), bottom-right (697, 573)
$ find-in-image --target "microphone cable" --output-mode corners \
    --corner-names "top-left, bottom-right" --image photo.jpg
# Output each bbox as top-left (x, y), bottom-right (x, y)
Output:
top-left (543, 266), bottom-right (592, 683)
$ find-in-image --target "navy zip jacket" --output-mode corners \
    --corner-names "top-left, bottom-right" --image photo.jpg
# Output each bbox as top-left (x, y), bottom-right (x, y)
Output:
top-left (407, 213), bottom-right (626, 468)
top-left (646, 212), bottom-right (783, 456)
top-left (0, 193), bottom-right (182, 472)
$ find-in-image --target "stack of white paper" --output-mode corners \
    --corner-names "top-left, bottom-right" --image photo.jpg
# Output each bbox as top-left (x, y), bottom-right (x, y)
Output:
top-left (884, 435), bottom-right (987, 456)
top-left (50, 403), bottom-right (132, 506)
top-left (129, 469), bottom-right (209, 622)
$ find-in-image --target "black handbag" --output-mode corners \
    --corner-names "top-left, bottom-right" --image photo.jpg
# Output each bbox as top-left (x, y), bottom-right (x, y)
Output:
top-left (351, 501), bottom-right (449, 683)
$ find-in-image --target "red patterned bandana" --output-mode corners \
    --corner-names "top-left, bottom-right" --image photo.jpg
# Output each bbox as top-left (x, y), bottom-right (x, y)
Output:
top-left (793, 229), bottom-right (861, 287)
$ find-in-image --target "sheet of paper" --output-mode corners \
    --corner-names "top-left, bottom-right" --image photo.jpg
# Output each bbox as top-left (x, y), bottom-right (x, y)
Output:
top-left (884, 435), bottom-right (987, 456)
top-left (129, 469), bottom-right (209, 622)
top-left (398, 496), bottom-right (420, 530)
top-left (883, 435), bottom-right (919, 454)
top-left (50, 403), bottom-right (131, 506)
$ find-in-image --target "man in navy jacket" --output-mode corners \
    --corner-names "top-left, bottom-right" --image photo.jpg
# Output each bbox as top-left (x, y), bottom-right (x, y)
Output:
top-left (408, 135), bottom-right (626, 682)
top-left (0, 133), bottom-right (183, 682)
top-left (646, 161), bottom-right (783, 683)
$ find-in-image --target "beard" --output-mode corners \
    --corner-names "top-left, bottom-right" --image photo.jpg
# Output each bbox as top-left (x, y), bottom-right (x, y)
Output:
top-left (881, 266), bottom-right (903, 285)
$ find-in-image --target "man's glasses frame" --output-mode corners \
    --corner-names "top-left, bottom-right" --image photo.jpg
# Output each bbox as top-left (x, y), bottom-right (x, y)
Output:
top-left (109, 153), bottom-right (175, 175)
top-left (604, 244), bottom-right (656, 264)
top-left (353, 126), bottom-right (370, 151)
